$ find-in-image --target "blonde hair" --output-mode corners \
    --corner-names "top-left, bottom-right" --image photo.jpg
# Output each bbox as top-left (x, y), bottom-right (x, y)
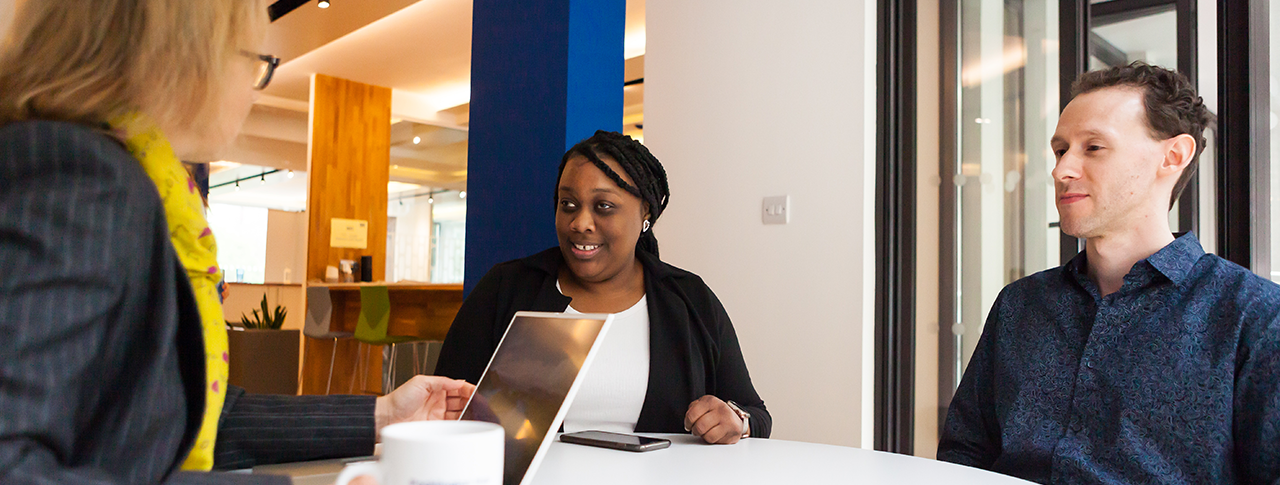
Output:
top-left (0, 0), bottom-right (268, 134)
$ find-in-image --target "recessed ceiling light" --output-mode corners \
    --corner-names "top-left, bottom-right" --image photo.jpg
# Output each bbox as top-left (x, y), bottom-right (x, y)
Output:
top-left (387, 181), bottom-right (421, 193)
top-left (459, 191), bottom-right (466, 199)
top-left (412, 136), bottom-right (421, 145)
top-left (318, 0), bottom-right (330, 8)
top-left (209, 160), bottom-right (241, 173)
top-left (287, 170), bottom-right (295, 179)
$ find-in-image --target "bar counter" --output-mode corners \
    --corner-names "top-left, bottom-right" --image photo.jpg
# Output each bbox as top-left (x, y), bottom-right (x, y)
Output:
top-left (300, 282), bottom-right (463, 395)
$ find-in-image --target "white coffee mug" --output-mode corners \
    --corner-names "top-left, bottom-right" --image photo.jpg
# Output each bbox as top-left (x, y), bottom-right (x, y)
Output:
top-left (335, 421), bottom-right (504, 485)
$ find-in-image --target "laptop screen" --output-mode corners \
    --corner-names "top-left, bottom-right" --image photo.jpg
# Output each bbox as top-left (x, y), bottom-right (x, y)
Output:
top-left (459, 311), bottom-right (612, 485)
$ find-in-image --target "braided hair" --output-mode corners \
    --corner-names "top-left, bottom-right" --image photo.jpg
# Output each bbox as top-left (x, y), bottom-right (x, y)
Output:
top-left (555, 130), bottom-right (670, 257)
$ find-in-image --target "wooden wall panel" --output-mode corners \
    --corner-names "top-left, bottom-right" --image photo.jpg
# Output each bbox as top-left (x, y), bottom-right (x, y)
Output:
top-left (301, 74), bottom-right (391, 395)
top-left (306, 74), bottom-right (391, 283)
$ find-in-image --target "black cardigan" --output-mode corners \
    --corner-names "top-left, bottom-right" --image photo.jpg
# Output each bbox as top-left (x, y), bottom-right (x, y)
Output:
top-left (435, 247), bottom-right (772, 438)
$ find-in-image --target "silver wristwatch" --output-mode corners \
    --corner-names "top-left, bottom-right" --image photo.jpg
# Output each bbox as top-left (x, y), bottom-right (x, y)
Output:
top-left (726, 400), bottom-right (751, 439)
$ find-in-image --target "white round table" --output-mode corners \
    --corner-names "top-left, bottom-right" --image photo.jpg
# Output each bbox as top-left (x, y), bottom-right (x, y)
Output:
top-left (531, 434), bottom-right (1033, 484)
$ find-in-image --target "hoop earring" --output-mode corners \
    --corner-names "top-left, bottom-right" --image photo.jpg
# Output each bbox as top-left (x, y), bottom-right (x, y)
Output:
top-left (642, 220), bottom-right (651, 233)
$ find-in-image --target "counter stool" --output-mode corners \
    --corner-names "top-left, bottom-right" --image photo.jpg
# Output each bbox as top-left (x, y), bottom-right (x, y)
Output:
top-left (303, 286), bottom-right (353, 394)
top-left (353, 286), bottom-right (419, 394)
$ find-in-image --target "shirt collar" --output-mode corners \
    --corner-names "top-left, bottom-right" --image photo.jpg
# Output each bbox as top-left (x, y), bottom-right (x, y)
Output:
top-left (1066, 232), bottom-right (1205, 289)
top-left (1145, 232), bottom-right (1205, 286)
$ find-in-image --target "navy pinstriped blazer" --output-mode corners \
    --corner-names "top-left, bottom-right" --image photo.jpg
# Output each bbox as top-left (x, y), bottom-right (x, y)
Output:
top-left (0, 120), bottom-right (374, 484)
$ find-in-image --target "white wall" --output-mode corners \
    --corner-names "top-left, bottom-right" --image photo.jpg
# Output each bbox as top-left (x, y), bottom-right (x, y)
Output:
top-left (209, 204), bottom-right (269, 283)
top-left (266, 209), bottom-right (307, 284)
top-left (645, 0), bottom-right (878, 448)
top-left (914, 0), bottom-right (941, 459)
top-left (0, 0), bottom-right (15, 42)
top-left (388, 196), bottom-right (434, 282)
top-left (1198, 0), bottom-right (1218, 255)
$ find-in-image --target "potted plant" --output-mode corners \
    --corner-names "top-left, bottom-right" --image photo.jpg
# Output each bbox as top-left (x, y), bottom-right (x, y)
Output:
top-left (227, 294), bottom-right (300, 395)
top-left (240, 294), bottom-right (288, 329)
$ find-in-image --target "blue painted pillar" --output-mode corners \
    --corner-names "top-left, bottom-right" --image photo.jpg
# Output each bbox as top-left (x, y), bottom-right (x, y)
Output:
top-left (464, 0), bottom-right (625, 294)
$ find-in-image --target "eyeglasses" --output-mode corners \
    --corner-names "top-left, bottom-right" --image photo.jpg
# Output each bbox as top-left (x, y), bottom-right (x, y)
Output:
top-left (241, 50), bottom-right (281, 90)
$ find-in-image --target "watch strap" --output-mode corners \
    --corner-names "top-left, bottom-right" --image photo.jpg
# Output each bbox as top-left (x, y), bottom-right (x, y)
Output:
top-left (726, 400), bottom-right (750, 439)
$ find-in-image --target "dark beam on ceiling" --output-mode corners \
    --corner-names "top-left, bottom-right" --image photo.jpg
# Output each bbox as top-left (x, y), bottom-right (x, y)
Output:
top-left (269, 0), bottom-right (311, 22)
top-left (1092, 0), bottom-right (1175, 28)
top-left (1089, 31), bottom-right (1129, 67)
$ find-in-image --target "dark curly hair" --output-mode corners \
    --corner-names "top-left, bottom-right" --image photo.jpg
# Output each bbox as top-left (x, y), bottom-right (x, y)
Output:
top-left (555, 130), bottom-right (671, 257)
top-left (1071, 61), bottom-right (1216, 209)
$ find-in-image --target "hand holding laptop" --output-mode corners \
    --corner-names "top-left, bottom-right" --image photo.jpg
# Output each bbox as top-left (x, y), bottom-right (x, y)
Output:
top-left (344, 312), bottom-right (613, 485)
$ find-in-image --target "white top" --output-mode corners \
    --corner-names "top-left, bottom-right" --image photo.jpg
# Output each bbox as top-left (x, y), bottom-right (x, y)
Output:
top-left (531, 434), bottom-right (1037, 485)
top-left (559, 284), bottom-right (650, 433)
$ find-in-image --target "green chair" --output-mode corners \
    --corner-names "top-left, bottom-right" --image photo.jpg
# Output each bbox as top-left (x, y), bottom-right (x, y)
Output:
top-left (352, 286), bottom-right (419, 394)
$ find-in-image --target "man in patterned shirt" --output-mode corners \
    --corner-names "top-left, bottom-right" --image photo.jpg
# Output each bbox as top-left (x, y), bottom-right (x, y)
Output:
top-left (938, 62), bottom-right (1280, 484)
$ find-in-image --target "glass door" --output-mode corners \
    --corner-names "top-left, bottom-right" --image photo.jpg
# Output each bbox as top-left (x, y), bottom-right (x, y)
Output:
top-left (914, 0), bottom-right (1209, 458)
top-left (1087, 0), bottom-right (1215, 249)
top-left (913, 0), bottom-right (1064, 459)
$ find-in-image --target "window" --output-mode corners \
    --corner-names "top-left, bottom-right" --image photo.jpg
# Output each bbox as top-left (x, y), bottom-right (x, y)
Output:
top-left (207, 203), bottom-right (268, 284)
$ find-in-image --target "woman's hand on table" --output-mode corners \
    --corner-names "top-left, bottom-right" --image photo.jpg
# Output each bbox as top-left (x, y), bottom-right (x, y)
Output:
top-left (375, 375), bottom-right (475, 435)
top-left (684, 395), bottom-right (745, 444)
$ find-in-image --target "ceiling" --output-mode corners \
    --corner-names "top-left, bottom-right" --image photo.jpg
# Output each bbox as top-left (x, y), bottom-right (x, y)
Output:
top-left (217, 0), bottom-right (646, 210)
top-left (208, 165), bottom-right (309, 211)
top-left (261, 0), bottom-right (475, 122)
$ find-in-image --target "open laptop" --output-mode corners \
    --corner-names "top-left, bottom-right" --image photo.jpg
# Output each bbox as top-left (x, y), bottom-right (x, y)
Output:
top-left (250, 311), bottom-right (611, 485)
top-left (459, 311), bottom-right (613, 485)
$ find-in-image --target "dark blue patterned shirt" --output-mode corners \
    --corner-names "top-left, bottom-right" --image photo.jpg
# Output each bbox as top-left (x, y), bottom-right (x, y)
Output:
top-left (938, 233), bottom-right (1280, 484)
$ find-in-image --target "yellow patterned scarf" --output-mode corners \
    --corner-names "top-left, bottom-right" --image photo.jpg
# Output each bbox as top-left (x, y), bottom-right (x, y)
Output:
top-left (112, 113), bottom-right (227, 471)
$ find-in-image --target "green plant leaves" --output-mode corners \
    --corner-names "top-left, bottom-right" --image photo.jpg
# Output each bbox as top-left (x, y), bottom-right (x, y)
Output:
top-left (240, 294), bottom-right (287, 330)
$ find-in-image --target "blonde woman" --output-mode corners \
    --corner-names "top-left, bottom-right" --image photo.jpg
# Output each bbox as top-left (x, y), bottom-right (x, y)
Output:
top-left (0, 1), bottom-right (471, 483)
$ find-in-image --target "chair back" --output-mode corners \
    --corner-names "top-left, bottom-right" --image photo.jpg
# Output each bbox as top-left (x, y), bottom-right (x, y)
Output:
top-left (304, 286), bottom-right (351, 339)
top-left (354, 286), bottom-right (392, 343)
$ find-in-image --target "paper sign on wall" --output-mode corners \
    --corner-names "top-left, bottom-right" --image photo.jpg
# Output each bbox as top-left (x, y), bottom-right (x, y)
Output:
top-left (330, 218), bottom-right (369, 249)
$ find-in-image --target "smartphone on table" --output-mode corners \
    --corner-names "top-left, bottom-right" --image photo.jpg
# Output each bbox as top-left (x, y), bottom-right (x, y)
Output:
top-left (559, 430), bottom-right (671, 452)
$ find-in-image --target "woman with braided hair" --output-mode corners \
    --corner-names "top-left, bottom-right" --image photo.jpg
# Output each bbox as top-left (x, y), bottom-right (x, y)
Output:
top-left (436, 131), bottom-right (771, 444)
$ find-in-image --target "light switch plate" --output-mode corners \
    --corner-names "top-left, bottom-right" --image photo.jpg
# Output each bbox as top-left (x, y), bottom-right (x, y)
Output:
top-left (762, 195), bottom-right (789, 225)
